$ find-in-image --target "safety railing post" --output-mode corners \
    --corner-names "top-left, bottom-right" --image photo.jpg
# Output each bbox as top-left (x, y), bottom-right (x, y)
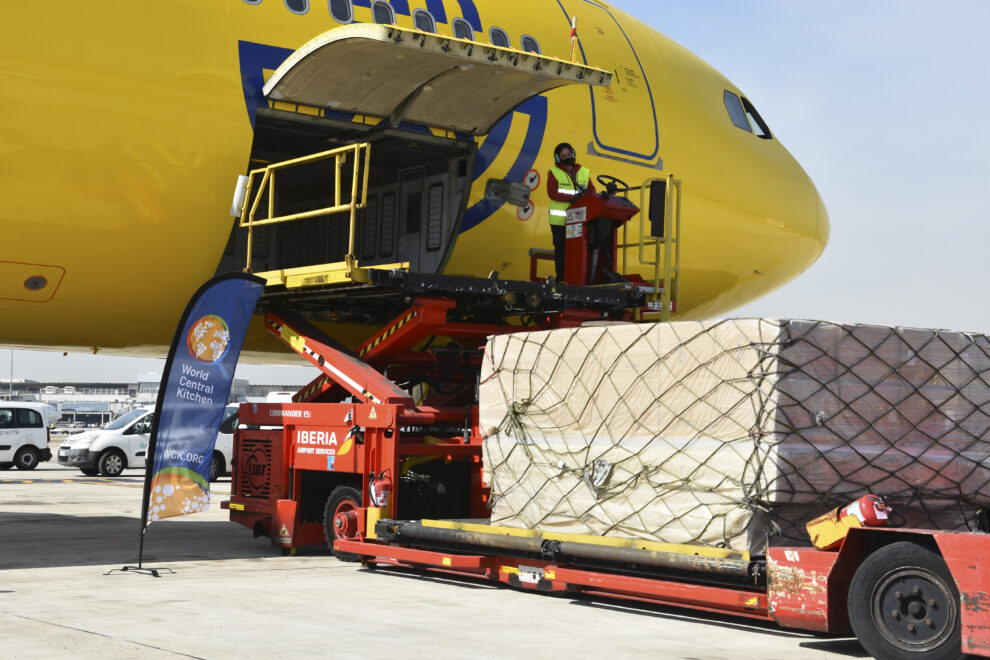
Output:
top-left (661, 175), bottom-right (675, 322)
top-left (346, 146), bottom-right (361, 275)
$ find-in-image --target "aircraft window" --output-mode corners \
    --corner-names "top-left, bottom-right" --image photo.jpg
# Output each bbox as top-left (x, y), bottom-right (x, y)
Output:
top-left (284, 0), bottom-right (308, 14)
top-left (413, 9), bottom-right (436, 33)
top-left (372, 0), bottom-right (395, 25)
top-left (379, 192), bottom-right (396, 257)
top-left (362, 195), bottom-right (378, 260)
top-left (521, 35), bottom-right (541, 54)
top-left (426, 184), bottom-right (444, 251)
top-left (742, 97), bottom-right (773, 140)
top-left (452, 18), bottom-right (474, 40)
top-left (328, 0), bottom-right (353, 23)
top-left (723, 90), bottom-right (752, 133)
top-left (490, 27), bottom-right (510, 48)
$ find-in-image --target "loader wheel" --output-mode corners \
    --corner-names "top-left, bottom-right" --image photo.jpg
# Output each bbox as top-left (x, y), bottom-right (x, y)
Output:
top-left (324, 485), bottom-right (362, 562)
top-left (848, 541), bottom-right (961, 660)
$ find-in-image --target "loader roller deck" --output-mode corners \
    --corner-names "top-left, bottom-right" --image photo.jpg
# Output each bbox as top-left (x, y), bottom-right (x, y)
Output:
top-left (367, 519), bottom-right (762, 582)
top-left (255, 266), bottom-right (644, 326)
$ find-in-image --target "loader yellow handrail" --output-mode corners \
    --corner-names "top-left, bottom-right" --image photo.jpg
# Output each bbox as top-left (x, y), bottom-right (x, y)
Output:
top-left (617, 174), bottom-right (681, 322)
top-left (236, 142), bottom-right (371, 275)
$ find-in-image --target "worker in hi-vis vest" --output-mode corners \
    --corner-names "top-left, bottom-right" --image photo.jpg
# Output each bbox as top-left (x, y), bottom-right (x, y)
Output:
top-left (546, 142), bottom-right (596, 282)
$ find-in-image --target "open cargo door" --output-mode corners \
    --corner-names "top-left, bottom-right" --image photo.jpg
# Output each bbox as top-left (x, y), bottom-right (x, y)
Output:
top-left (221, 25), bottom-right (614, 283)
top-left (263, 23), bottom-right (613, 136)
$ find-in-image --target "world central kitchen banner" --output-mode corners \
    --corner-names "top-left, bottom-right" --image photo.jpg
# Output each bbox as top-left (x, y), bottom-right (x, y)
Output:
top-left (142, 273), bottom-right (264, 527)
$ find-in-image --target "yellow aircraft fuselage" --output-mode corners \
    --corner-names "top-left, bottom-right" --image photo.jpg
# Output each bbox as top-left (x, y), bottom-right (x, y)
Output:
top-left (0, 0), bottom-right (828, 360)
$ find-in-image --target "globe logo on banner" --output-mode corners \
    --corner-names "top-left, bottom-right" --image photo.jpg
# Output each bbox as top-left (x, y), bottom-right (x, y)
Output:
top-left (186, 315), bottom-right (231, 363)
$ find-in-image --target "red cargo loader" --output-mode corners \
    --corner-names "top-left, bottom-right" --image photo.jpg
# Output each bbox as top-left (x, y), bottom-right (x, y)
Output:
top-left (223, 303), bottom-right (990, 660)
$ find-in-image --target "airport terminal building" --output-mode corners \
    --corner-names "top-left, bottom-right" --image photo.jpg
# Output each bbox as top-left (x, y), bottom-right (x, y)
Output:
top-left (1, 373), bottom-right (296, 427)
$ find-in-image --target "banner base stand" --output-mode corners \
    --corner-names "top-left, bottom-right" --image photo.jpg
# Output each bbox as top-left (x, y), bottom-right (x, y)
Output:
top-left (105, 565), bottom-right (176, 578)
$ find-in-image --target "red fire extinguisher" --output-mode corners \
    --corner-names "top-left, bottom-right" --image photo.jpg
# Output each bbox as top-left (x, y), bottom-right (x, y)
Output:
top-left (370, 471), bottom-right (392, 510)
top-left (841, 494), bottom-right (889, 527)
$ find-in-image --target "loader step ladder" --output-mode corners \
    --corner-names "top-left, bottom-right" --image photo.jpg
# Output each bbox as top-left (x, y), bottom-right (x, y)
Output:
top-left (619, 174), bottom-right (682, 322)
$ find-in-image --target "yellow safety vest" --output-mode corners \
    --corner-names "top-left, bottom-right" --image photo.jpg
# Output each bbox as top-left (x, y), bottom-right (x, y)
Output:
top-left (548, 166), bottom-right (591, 226)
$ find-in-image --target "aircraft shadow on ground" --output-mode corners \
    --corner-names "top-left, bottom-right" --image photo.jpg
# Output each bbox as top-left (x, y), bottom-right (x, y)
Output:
top-left (0, 512), bottom-right (298, 570)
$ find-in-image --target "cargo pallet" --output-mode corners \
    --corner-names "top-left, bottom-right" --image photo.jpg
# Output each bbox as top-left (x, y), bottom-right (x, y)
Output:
top-left (224, 279), bottom-right (990, 659)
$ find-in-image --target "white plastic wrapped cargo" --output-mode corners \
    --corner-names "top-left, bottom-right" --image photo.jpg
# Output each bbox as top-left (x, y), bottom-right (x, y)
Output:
top-left (479, 319), bottom-right (990, 552)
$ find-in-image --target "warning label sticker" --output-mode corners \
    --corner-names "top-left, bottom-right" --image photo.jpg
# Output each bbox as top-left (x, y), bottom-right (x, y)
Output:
top-left (516, 202), bottom-right (535, 222)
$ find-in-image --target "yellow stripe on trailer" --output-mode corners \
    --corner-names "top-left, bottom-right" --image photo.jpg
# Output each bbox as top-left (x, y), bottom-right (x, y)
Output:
top-left (420, 519), bottom-right (749, 561)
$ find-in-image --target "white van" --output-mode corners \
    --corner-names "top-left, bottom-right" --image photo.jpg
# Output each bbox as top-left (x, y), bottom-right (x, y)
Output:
top-left (58, 407), bottom-right (154, 477)
top-left (0, 402), bottom-right (53, 470)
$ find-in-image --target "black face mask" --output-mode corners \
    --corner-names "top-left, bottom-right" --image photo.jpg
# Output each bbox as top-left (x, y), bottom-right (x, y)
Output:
top-left (559, 157), bottom-right (576, 167)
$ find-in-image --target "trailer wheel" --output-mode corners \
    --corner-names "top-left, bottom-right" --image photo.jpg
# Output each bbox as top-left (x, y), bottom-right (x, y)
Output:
top-left (848, 541), bottom-right (961, 660)
top-left (324, 485), bottom-right (362, 562)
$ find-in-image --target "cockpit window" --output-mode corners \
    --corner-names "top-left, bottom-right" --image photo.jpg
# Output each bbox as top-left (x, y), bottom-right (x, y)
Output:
top-left (284, 0), bottom-right (308, 14)
top-left (490, 27), bottom-right (510, 48)
top-left (724, 90), bottom-right (774, 140)
top-left (521, 35), bottom-right (541, 54)
top-left (372, 0), bottom-right (395, 24)
top-left (413, 9), bottom-right (436, 33)
top-left (742, 97), bottom-right (772, 139)
top-left (452, 18), bottom-right (474, 40)
top-left (723, 90), bottom-right (751, 133)
top-left (328, 0), bottom-right (353, 23)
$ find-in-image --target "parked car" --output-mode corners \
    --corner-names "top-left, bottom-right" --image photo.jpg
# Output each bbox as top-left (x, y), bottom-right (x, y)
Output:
top-left (58, 407), bottom-right (154, 476)
top-left (0, 402), bottom-right (54, 470)
top-left (210, 405), bottom-right (239, 482)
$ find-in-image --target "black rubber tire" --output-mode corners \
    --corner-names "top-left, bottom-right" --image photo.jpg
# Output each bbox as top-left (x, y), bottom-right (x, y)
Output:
top-left (97, 449), bottom-right (126, 477)
top-left (848, 541), bottom-right (962, 660)
top-left (323, 485), bottom-right (362, 562)
top-left (80, 468), bottom-right (99, 476)
top-left (209, 454), bottom-right (225, 483)
top-left (0, 462), bottom-right (14, 470)
top-left (14, 446), bottom-right (40, 471)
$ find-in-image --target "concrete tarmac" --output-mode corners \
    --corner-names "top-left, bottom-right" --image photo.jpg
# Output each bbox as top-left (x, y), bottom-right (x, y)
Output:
top-left (0, 456), bottom-right (870, 659)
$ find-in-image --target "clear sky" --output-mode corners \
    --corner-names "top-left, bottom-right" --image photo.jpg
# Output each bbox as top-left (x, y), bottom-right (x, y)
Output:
top-left (5, 1), bottom-right (989, 384)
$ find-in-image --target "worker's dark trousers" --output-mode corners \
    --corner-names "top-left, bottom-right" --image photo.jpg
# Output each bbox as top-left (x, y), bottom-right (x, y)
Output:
top-left (551, 224), bottom-right (566, 281)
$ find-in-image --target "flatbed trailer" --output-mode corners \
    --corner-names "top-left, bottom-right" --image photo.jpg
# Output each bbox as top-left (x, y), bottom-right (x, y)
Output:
top-left (225, 283), bottom-right (990, 659)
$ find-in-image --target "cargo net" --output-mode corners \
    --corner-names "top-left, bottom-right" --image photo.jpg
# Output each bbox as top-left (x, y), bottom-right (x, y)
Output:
top-left (478, 319), bottom-right (990, 552)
